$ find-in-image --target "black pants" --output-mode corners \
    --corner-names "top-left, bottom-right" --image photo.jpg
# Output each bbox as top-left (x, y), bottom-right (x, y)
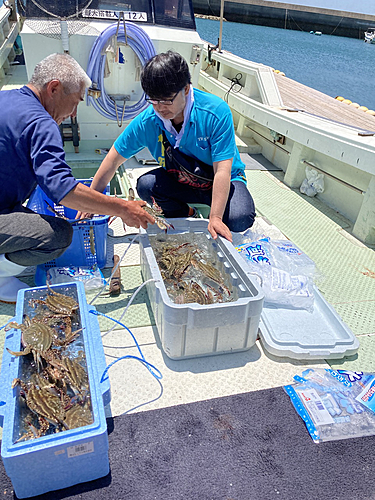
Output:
top-left (136, 167), bottom-right (256, 232)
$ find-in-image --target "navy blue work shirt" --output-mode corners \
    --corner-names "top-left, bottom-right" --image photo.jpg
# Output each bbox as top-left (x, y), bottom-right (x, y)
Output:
top-left (0, 86), bottom-right (78, 214)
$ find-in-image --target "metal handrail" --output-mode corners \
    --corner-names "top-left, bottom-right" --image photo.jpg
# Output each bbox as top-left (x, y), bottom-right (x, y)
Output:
top-left (302, 160), bottom-right (365, 195)
top-left (0, 5), bottom-right (11, 28)
top-left (245, 125), bottom-right (290, 155)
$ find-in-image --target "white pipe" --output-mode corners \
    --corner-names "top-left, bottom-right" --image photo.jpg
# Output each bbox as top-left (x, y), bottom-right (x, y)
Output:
top-left (218, 0), bottom-right (224, 52)
top-left (60, 19), bottom-right (69, 53)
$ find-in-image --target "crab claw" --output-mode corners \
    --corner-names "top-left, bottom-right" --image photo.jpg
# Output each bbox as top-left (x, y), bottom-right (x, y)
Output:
top-left (150, 196), bottom-right (163, 214)
top-left (155, 218), bottom-right (174, 232)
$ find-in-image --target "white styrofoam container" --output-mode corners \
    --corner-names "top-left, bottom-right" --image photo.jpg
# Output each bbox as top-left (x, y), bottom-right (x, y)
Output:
top-left (140, 219), bottom-right (264, 360)
top-left (0, 282), bottom-right (110, 499)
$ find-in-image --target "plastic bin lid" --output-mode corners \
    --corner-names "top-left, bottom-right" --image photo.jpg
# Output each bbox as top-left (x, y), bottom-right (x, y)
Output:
top-left (259, 286), bottom-right (359, 360)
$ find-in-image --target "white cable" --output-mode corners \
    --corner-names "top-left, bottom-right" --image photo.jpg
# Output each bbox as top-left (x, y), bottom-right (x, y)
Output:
top-left (101, 278), bottom-right (156, 338)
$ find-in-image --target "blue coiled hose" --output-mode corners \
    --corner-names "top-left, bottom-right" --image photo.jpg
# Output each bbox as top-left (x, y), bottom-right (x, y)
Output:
top-left (86, 22), bottom-right (156, 121)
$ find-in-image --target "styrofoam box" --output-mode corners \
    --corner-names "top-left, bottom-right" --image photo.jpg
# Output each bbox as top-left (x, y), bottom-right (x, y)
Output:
top-left (140, 219), bottom-right (264, 360)
top-left (0, 282), bottom-right (110, 499)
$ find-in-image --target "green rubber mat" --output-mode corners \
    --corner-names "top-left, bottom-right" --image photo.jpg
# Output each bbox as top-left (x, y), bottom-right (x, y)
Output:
top-left (1, 169), bottom-right (374, 372)
top-left (329, 334), bottom-right (375, 372)
top-left (246, 169), bottom-right (375, 371)
top-left (85, 265), bottom-right (155, 331)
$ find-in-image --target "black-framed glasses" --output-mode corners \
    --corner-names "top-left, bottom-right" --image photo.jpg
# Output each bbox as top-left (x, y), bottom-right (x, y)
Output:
top-left (145, 91), bottom-right (180, 106)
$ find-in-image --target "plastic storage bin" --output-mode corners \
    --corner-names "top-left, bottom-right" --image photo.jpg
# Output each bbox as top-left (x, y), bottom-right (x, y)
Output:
top-left (0, 282), bottom-right (110, 498)
top-left (27, 180), bottom-right (109, 284)
top-left (139, 219), bottom-right (264, 360)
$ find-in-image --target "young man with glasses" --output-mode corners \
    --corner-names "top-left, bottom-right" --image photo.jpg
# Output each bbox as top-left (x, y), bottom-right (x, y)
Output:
top-left (89, 51), bottom-right (255, 241)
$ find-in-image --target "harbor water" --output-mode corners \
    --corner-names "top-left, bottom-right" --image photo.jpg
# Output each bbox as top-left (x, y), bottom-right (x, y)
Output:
top-left (195, 18), bottom-right (375, 112)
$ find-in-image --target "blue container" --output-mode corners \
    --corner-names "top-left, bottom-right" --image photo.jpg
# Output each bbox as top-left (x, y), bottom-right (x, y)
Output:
top-left (27, 180), bottom-right (110, 280)
top-left (0, 282), bottom-right (111, 498)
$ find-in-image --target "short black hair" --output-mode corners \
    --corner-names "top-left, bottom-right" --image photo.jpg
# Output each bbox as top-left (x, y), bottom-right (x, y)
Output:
top-left (141, 51), bottom-right (191, 100)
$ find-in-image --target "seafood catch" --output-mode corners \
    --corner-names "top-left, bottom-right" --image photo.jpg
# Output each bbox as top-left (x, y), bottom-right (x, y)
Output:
top-left (30, 282), bottom-right (79, 317)
top-left (6, 316), bottom-right (54, 371)
top-left (150, 233), bottom-right (233, 305)
top-left (128, 188), bottom-right (174, 232)
top-left (7, 285), bottom-right (93, 442)
top-left (174, 281), bottom-right (214, 305)
top-left (142, 197), bottom-right (175, 232)
top-left (12, 378), bottom-right (68, 440)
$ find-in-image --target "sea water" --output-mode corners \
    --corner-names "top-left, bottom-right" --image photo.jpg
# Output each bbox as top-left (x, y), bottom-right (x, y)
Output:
top-left (195, 18), bottom-right (375, 111)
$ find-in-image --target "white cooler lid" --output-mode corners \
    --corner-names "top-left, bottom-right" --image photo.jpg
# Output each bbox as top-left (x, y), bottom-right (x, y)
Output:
top-left (259, 286), bottom-right (359, 360)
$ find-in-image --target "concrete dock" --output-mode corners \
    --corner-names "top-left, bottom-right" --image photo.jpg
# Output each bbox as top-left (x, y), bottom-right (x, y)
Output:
top-left (193, 0), bottom-right (375, 38)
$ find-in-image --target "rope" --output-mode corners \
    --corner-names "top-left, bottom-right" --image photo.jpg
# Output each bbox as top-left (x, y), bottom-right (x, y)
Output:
top-left (287, 12), bottom-right (305, 32)
top-left (329, 17), bottom-right (344, 36)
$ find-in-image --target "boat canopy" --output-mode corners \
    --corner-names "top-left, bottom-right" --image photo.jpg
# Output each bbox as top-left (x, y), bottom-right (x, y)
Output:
top-left (15, 0), bottom-right (196, 30)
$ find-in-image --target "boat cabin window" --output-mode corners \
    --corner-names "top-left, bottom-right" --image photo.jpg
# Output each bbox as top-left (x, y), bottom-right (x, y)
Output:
top-left (16, 0), bottom-right (196, 30)
top-left (153, 0), bottom-right (195, 29)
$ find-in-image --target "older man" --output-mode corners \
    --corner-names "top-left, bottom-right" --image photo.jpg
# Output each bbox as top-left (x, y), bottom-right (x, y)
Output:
top-left (0, 53), bottom-right (154, 303)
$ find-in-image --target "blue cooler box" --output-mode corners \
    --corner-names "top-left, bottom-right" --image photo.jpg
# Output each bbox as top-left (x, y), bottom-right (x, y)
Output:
top-left (0, 282), bottom-right (111, 498)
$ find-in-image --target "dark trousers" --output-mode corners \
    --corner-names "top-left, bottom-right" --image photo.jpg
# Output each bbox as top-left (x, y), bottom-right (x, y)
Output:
top-left (0, 205), bottom-right (73, 266)
top-left (136, 167), bottom-right (256, 232)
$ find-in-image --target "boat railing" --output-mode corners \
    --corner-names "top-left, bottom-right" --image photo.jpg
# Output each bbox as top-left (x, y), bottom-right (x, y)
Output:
top-left (0, 1), bottom-right (19, 88)
top-left (200, 44), bottom-right (282, 107)
top-left (199, 43), bottom-right (375, 244)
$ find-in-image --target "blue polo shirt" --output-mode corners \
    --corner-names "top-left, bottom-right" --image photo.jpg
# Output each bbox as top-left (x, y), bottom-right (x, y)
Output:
top-left (114, 88), bottom-right (246, 183)
top-left (0, 86), bottom-right (78, 214)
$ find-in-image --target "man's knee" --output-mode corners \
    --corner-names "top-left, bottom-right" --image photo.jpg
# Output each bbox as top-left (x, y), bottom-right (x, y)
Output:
top-left (136, 174), bottom-right (155, 202)
top-left (46, 218), bottom-right (73, 252)
top-left (227, 212), bottom-right (255, 233)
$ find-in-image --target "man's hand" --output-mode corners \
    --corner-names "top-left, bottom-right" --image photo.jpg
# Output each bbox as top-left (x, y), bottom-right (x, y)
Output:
top-left (61, 184), bottom-right (155, 229)
top-left (122, 200), bottom-right (155, 229)
top-left (207, 216), bottom-right (232, 242)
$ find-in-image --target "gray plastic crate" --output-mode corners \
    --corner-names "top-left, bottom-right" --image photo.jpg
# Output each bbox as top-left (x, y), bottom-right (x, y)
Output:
top-left (140, 219), bottom-right (264, 360)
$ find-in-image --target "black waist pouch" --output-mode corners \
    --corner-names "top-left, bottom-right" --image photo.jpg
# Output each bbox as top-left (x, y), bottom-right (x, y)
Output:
top-left (162, 132), bottom-right (214, 190)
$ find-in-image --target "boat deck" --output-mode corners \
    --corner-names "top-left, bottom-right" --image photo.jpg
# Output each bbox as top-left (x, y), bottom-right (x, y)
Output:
top-left (0, 65), bottom-right (374, 439)
top-left (0, 156), bottom-right (374, 438)
top-left (274, 72), bottom-right (375, 132)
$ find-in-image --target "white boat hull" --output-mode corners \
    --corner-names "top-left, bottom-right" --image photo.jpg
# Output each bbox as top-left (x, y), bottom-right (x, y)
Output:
top-left (12, 16), bottom-right (375, 246)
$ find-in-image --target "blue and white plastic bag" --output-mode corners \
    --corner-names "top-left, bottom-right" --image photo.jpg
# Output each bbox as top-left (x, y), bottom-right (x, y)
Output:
top-left (236, 236), bottom-right (318, 311)
top-left (284, 368), bottom-right (375, 443)
top-left (46, 266), bottom-right (106, 291)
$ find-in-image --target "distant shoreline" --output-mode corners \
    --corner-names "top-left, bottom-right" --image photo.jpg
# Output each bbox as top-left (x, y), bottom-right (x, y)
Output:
top-left (194, 14), bottom-right (227, 22)
top-left (192, 0), bottom-right (375, 39)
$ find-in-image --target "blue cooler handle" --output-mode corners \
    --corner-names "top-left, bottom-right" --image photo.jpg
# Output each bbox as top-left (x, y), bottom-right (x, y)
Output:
top-left (88, 306), bottom-right (111, 407)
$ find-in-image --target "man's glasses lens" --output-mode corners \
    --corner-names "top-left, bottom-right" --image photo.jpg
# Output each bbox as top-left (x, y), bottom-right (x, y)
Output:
top-left (145, 91), bottom-right (179, 105)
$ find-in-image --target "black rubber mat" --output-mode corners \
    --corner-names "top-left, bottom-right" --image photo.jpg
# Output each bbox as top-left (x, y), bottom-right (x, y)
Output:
top-left (1, 386), bottom-right (374, 500)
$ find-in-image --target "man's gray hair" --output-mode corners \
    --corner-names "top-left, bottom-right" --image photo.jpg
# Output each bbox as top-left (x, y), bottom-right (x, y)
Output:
top-left (29, 53), bottom-right (91, 94)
